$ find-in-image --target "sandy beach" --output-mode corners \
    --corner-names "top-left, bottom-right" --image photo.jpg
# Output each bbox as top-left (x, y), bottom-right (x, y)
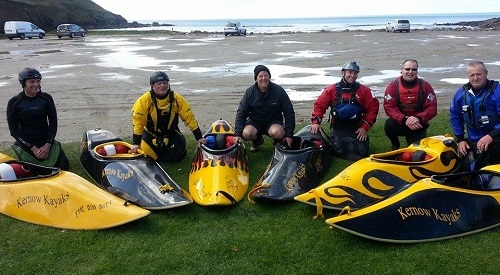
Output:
top-left (1, 30), bottom-right (500, 146)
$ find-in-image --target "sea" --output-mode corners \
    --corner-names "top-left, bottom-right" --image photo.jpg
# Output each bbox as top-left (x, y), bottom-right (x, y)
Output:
top-left (118, 12), bottom-right (500, 33)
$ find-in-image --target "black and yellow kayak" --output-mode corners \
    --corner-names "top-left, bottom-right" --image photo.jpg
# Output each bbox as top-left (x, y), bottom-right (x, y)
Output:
top-left (189, 120), bottom-right (249, 206)
top-left (80, 129), bottom-right (192, 210)
top-left (325, 165), bottom-right (500, 243)
top-left (248, 125), bottom-right (332, 202)
top-left (294, 135), bottom-right (462, 217)
top-left (0, 153), bottom-right (150, 230)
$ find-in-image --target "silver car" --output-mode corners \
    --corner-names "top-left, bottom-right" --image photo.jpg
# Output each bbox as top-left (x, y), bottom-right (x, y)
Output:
top-left (386, 20), bottom-right (410, 33)
top-left (224, 22), bottom-right (246, 36)
top-left (56, 24), bottom-right (85, 38)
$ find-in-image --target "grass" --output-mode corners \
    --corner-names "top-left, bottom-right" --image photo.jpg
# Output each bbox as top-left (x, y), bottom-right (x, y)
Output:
top-left (1, 111), bottom-right (499, 275)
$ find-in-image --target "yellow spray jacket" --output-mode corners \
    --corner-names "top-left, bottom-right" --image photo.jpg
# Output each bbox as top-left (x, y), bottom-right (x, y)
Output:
top-left (132, 90), bottom-right (202, 145)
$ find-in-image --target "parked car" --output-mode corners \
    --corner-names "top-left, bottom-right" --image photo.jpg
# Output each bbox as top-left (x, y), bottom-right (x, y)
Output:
top-left (3, 21), bottom-right (45, 40)
top-left (224, 22), bottom-right (246, 36)
top-left (386, 19), bottom-right (411, 33)
top-left (56, 24), bottom-right (85, 38)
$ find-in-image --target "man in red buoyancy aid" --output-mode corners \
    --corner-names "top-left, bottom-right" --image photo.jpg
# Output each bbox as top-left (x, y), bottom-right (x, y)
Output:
top-left (310, 61), bottom-right (379, 161)
top-left (383, 59), bottom-right (437, 150)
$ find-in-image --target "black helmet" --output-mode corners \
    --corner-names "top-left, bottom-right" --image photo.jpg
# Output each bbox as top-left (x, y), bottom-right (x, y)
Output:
top-left (150, 71), bottom-right (169, 85)
top-left (341, 61), bottom-right (360, 72)
top-left (18, 68), bottom-right (42, 87)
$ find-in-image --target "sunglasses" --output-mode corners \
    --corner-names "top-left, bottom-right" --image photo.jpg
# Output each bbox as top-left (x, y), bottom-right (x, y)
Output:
top-left (403, 68), bottom-right (418, 72)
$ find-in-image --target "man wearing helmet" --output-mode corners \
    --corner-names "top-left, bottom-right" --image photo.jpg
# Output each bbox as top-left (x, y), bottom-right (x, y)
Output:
top-left (310, 61), bottom-right (379, 161)
top-left (130, 71), bottom-right (205, 162)
top-left (6, 68), bottom-right (69, 170)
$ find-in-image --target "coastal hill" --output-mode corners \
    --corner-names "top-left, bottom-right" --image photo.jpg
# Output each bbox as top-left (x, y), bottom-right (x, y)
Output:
top-left (0, 0), bottom-right (128, 31)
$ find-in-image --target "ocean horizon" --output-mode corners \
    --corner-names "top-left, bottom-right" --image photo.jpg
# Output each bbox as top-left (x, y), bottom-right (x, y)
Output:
top-left (113, 12), bottom-right (500, 33)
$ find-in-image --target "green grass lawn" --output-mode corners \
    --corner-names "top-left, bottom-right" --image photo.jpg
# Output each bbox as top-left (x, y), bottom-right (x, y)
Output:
top-left (1, 111), bottom-right (499, 275)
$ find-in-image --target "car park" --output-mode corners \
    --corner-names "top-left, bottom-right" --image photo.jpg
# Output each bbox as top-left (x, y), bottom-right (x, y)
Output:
top-left (3, 21), bottom-right (45, 40)
top-left (386, 19), bottom-right (411, 33)
top-left (224, 22), bottom-right (246, 36)
top-left (56, 24), bottom-right (85, 38)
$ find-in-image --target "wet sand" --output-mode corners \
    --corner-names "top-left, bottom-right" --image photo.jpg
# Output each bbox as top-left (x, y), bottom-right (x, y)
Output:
top-left (1, 30), bottom-right (500, 146)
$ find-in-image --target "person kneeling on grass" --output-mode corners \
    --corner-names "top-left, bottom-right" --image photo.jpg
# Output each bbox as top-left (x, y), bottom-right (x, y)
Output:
top-left (233, 65), bottom-right (295, 151)
top-left (130, 71), bottom-right (206, 162)
top-left (450, 61), bottom-right (500, 171)
top-left (383, 59), bottom-right (437, 150)
top-left (310, 61), bottom-right (379, 161)
top-left (6, 68), bottom-right (69, 170)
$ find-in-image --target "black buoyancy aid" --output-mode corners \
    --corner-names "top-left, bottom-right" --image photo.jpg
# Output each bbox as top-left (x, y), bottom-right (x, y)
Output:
top-left (147, 90), bottom-right (177, 137)
top-left (330, 82), bottom-right (363, 128)
top-left (462, 80), bottom-right (499, 129)
top-left (394, 78), bottom-right (424, 112)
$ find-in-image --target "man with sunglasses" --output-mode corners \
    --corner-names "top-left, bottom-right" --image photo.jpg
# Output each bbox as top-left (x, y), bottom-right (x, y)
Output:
top-left (383, 59), bottom-right (437, 150)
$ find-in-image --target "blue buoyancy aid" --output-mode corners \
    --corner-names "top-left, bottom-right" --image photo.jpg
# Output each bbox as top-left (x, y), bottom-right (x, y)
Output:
top-left (462, 80), bottom-right (500, 135)
top-left (330, 82), bottom-right (363, 129)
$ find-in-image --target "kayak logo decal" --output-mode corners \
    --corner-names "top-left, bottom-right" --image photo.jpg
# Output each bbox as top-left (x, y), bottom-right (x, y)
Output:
top-left (398, 206), bottom-right (461, 225)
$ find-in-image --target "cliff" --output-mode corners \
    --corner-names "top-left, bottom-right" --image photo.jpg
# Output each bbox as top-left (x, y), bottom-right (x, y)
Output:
top-left (0, 0), bottom-right (128, 32)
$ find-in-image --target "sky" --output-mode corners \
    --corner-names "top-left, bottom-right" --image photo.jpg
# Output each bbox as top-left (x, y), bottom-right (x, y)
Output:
top-left (91, 0), bottom-right (500, 21)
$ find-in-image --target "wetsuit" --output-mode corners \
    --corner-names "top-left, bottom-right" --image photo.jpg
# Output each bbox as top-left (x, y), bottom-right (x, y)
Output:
top-left (6, 91), bottom-right (69, 169)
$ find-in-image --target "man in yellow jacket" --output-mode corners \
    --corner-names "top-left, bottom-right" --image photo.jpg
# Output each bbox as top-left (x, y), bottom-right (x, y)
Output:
top-left (130, 71), bottom-right (205, 162)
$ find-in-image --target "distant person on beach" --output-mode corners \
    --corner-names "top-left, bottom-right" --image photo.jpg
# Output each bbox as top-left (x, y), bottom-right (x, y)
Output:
top-left (383, 59), bottom-right (437, 150)
top-left (6, 68), bottom-right (69, 170)
top-left (130, 71), bottom-right (205, 162)
top-left (233, 65), bottom-right (295, 152)
top-left (450, 60), bottom-right (500, 170)
top-left (310, 61), bottom-right (379, 161)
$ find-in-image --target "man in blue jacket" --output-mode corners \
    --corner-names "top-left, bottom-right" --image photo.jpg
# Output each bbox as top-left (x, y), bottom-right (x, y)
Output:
top-left (450, 61), bottom-right (500, 170)
top-left (233, 65), bottom-right (295, 151)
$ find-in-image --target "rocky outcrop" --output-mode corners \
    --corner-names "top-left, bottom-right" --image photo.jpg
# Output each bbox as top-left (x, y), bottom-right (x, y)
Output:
top-left (437, 17), bottom-right (500, 30)
top-left (0, 0), bottom-right (128, 32)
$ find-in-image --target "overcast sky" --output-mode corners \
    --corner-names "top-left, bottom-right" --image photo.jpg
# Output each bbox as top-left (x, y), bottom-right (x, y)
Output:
top-left (91, 0), bottom-right (500, 21)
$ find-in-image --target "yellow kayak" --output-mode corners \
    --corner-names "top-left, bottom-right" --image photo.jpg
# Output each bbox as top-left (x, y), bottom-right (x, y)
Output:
top-left (295, 135), bottom-right (462, 217)
top-left (325, 165), bottom-right (500, 243)
top-left (0, 154), bottom-right (150, 230)
top-left (189, 120), bottom-right (249, 206)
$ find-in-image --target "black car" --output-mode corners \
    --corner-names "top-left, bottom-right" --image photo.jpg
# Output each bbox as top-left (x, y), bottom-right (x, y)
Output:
top-left (56, 24), bottom-right (85, 38)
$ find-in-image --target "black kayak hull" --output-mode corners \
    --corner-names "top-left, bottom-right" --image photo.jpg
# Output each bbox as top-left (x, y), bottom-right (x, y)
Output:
top-left (79, 129), bottom-right (192, 210)
top-left (249, 125), bottom-right (332, 201)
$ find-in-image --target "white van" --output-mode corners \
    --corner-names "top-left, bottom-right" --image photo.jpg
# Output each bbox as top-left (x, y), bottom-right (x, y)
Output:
top-left (4, 21), bottom-right (45, 40)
